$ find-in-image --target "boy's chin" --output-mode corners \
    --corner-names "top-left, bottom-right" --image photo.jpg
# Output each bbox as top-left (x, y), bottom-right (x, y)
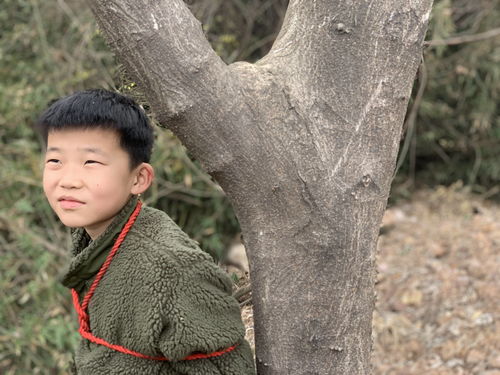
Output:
top-left (55, 215), bottom-right (86, 229)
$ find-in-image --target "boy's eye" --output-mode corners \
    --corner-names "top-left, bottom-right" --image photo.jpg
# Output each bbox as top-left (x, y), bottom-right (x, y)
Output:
top-left (85, 160), bottom-right (102, 165)
top-left (46, 159), bottom-right (60, 164)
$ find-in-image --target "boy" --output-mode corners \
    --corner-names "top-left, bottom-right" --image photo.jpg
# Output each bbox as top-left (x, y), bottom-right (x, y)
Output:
top-left (36, 89), bottom-right (256, 375)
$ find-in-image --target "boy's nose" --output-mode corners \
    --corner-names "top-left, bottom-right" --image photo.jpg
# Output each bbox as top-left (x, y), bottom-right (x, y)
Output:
top-left (59, 169), bottom-right (84, 189)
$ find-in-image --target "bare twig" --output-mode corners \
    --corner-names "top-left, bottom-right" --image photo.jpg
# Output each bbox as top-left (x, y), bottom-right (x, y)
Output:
top-left (393, 56), bottom-right (428, 179)
top-left (26, 231), bottom-right (67, 258)
top-left (240, 33), bottom-right (278, 61)
top-left (480, 186), bottom-right (500, 200)
top-left (431, 142), bottom-right (452, 164)
top-left (179, 152), bottom-right (224, 192)
top-left (233, 284), bottom-right (252, 301)
top-left (239, 296), bottom-right (253, 307)
top-left (425, 27), bottom-right (500, 47)
top-left (468, 144), bottom-right (482, 186)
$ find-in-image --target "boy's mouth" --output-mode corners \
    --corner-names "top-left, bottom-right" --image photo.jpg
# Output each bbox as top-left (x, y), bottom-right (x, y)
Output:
top-left (58, 196), bottom-right (85, 209)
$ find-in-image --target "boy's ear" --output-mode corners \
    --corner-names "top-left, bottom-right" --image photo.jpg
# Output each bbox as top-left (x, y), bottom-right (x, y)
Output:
top-left (131, 163), bottom-right (154, 195)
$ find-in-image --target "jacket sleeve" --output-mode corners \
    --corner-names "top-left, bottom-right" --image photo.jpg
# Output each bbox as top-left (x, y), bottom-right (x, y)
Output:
top-left (157, 254), bottom-right (247, 362)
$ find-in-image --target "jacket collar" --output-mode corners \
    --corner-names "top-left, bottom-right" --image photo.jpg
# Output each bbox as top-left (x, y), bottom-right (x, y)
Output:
top-left (59, 195), bottom-right (139, 291)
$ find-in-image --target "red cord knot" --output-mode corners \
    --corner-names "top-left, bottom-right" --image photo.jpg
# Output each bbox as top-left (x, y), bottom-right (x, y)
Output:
top-left (79, 315), bottom-right (90, 332)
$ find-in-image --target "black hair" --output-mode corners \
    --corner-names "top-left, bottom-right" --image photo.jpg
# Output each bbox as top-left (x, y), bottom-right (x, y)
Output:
top-left (35, 89), bottom-right (154, 169)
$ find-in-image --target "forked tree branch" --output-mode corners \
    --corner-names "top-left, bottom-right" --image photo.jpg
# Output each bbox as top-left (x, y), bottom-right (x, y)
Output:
top-left (86, 0), bottom-right (246, 173)
top-left (425, 27), bottom-right (500, 46)
top-left (85, 1), bottom-right (435, 373)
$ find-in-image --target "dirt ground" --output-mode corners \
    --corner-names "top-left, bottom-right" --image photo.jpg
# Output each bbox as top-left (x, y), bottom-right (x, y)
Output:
top-left (239, 184), bottom-right (500, 374)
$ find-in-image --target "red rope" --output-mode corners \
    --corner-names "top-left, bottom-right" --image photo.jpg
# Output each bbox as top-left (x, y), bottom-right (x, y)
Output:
top-left (71, 200), bottom-right (237, 361)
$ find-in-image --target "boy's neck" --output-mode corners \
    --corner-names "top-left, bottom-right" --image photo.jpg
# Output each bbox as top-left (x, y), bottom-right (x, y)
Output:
top-left (84, 217), bottom-right (116, 240)
top-left (83, 195), bottom-right (137, 240)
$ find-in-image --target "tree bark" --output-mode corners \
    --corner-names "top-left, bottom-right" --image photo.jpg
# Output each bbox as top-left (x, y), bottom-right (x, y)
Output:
top-left (86, 0), bottom-right (433, 373)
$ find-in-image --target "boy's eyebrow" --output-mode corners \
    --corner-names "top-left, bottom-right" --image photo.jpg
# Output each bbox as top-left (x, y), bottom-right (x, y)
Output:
top-left (45, 146), bottom-right (108, 156)
top-left (78, 147), bottom-right (108, 156)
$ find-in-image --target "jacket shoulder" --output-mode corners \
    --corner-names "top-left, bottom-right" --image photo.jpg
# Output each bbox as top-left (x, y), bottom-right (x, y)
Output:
top-left (127, 205), bottom-right (213, 270)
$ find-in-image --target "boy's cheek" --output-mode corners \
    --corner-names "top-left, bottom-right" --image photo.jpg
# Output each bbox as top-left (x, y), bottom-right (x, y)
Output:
top-left (42, 176), bottom-right (58, 211)
top-left (42, 178), bottom-right (53, 200)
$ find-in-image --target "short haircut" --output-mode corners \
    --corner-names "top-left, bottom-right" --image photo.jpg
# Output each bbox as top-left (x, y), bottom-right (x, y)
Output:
top-left (36, 89), bottom-right (154, 169)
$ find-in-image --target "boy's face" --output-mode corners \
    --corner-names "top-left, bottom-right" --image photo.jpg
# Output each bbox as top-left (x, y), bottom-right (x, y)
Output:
top-left (43, 128), bottom-right (141, 239)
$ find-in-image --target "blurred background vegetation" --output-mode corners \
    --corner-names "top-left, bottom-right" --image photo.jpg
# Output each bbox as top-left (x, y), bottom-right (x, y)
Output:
top-left (0, 0), bottom-right (498, 373)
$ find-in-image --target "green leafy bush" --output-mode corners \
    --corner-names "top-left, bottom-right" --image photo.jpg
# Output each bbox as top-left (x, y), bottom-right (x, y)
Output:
top-left (393, 0), bottom-right (500, 198)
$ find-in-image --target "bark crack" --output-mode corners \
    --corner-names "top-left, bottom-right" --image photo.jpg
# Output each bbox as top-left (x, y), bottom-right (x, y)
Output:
top-left (331, 80), bottom-right (384, 177)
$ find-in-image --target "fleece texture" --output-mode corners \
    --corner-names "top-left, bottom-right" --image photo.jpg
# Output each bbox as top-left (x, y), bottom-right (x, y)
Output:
top-left (60, 197), bottom-right (256, 375)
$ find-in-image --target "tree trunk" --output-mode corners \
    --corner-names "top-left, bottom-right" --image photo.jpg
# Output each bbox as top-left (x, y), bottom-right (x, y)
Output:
top-left (85, 0), bottom-right (433, 373)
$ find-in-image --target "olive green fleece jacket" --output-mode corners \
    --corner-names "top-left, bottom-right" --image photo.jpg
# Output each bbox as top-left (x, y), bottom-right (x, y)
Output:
top-left (60, 197), bottom-right (255, 375)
